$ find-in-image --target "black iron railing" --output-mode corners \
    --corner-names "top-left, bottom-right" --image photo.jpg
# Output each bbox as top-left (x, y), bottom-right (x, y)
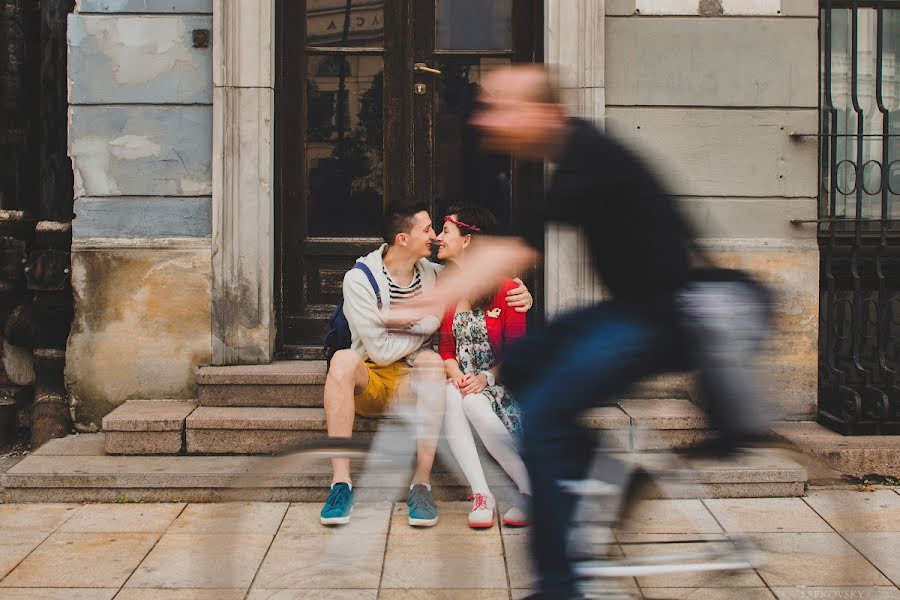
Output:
top-left (816, 1), bottom-right (900, 434)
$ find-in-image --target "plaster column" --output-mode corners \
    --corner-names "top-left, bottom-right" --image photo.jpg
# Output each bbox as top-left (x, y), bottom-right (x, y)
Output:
top-left (211, 0), bottom-right (275, 364)
top-left (543, 0), bottom-right (605, 315)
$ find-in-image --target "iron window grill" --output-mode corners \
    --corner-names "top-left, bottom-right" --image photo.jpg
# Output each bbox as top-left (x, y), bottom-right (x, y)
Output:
top-left (817, 0), bottom-right (900, 434)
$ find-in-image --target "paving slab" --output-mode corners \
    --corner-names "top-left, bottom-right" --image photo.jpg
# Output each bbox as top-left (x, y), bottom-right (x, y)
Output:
top-left (198, 361), bottom-right (326, 385)
top-left (279, 501), bottom-right (391, 536)
top-left (59, 503), bottom-right (185, 533)
top-left (843, 532), bottom-right (900, 586)
top-left (381, 534), bottom-right (507, 589)
top-left (0, 590), bottom-right (117, 600)
top-left (125, 533), bottom-right (272, 589)
top-left (0, 531), bottom-right (51, 579)
top-left (771, 588), bottom-right (900, 600)
top-left (702, 498), bottom-right (833, 533)
top-left (0, 531), bottom-right (159, 588)
top-left (254, 532), bottom-right (385, 589)
top-left (641, 589), bottom-right (776, 599)
top-left (247, 592), bottom-right (377, 600)
top-left (803, 489), bottom-right (900, 532)
top-left (115, 590), bottom-right (247, 600)
top-left (389, 501), bottom-right (499, 536)
top-left (167, 502), bottom-right (288, 535)
top-left (379, 591), bottom-right (509, 599)
top-left (618, 499), bottom-right (723, 534)
top-left (620, 535), bottom-right (765, 588)
top-left (0, 503), bottom-right (79, 532)
top-left (747, 532), bottom-right (892, 587)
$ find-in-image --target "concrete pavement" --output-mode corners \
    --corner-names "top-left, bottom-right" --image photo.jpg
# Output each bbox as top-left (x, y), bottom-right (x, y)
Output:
top-left (0, 491), bottom-right (899, 599)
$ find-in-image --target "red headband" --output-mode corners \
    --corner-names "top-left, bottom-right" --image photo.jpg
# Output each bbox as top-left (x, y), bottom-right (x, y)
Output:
top-left (444, 215), bottom-right (481, 233)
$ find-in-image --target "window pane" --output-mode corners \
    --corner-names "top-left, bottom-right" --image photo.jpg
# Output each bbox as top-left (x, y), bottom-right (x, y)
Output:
top-left (433, 57), bottom-right (512, 226)
top-left (306, 55), bottom-right (384, 237)
top-left (823, 8), bottom-right (900, 220)
top-left (307, 0), bottom-right (384, 48)
top-left (435, 0), bottom-right (512, 51)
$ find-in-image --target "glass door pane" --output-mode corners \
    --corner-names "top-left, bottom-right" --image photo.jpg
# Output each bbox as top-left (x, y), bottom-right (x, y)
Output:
top-left (435, 0), bottom-right (512, 51)
top-left (306, 55), bottom-right (385, 237)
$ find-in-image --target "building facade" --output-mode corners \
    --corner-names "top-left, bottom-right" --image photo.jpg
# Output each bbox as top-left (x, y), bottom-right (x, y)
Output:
top-left (60, 0), bottom-right (891, 433)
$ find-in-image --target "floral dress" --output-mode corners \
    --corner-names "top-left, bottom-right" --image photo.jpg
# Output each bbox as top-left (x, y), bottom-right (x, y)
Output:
top-left (452, 309), bottom-right (523, 437)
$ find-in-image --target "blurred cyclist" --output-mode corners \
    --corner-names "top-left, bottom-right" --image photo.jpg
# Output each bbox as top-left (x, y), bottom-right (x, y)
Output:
top-left (389, 65), bottom-right (773, 599)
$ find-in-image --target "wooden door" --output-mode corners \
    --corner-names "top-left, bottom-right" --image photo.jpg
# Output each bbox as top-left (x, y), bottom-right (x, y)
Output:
top-left (276, 0), bottom-right (542, 358)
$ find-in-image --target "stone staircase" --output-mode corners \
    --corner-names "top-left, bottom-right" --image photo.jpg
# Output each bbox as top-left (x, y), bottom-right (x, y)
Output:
top-left (0, 361), bottom-right (818, 502)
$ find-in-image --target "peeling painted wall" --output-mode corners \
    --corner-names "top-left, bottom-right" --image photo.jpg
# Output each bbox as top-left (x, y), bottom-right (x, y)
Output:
top-left (66, 0), bottom-right (213, 424)
top-left (66, 249), bottom-right (212, 429)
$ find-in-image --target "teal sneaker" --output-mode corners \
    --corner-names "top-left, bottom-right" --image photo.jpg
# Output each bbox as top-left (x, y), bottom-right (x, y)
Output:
top-left (407, 484), bottom-right (439, 527)
top-left (320, 482), bottom-right (354, 525)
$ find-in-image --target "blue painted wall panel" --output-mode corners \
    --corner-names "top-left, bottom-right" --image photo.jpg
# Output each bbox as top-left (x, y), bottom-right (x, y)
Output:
top-left (73, 197), bottom-right (212, 238)
top-left (69, 105), bottom-right (212, 198)
top-left (77, 0), bottom-right (212, 13)
top-left (68, 15), bottom-right (212, 104)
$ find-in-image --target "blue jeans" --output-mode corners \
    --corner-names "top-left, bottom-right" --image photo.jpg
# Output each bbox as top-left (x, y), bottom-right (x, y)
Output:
top-left (502, 301), bottom-right (686, 598)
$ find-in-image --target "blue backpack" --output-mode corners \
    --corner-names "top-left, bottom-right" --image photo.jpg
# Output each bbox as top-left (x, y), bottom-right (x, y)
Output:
top-left (323, 262), bottom-right (382, 366)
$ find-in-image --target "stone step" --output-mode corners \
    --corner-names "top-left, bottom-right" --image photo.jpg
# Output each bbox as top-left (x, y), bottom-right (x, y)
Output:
top-left (770, 421), bottom-right (900, 482)
top-left (103, 398), bottom-right (716, 456)
top-left (197, 361), bottom-right (326, 407)
top-left (196, 361), bottom-right (692, 408)
top-left (1, 433), bottom-right (806, 502)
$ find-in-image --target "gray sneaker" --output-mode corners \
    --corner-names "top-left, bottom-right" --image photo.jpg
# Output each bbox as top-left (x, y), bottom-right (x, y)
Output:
top-left (407, 484), bottom-right (439, 527)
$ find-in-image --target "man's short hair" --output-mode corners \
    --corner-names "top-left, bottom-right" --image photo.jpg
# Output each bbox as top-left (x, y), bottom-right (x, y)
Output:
top-left (382, 203), bottom-right (429, 245)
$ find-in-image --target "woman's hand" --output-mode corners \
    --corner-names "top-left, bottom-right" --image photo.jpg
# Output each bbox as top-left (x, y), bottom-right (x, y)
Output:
top-left (460, 373), bottom-right (488, 396)
top-left (451, 373), bottom-right (469, 389)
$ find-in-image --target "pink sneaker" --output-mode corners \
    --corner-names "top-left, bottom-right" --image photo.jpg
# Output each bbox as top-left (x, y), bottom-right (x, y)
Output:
top-left (468, 493), bottom-right (496, 529)
top-left (502, 495), bottom-right (530, 527)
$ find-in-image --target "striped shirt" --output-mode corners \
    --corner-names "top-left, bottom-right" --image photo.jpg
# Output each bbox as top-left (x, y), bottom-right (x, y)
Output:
top-left (383, 265), bottom-right (422, 304)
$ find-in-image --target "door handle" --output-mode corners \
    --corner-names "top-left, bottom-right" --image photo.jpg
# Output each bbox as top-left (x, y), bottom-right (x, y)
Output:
top-left (414, 62), bottom-right (442, 75)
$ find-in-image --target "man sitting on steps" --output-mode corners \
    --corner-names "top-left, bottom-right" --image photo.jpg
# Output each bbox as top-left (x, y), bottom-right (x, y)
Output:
top-left (320, 203), bottom-right (533, 527)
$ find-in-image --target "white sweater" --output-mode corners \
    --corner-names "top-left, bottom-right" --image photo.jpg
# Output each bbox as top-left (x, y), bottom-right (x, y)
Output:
top-left (342, 244), bottom-right (442, 366)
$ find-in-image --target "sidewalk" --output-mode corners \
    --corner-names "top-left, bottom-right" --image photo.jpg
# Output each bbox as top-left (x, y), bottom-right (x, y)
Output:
top-left (1, 490), bottom-right (899, 599)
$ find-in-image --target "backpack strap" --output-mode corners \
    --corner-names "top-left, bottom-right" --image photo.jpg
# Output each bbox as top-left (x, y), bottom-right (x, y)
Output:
top-left (353, 262), bottom-right (383, 310)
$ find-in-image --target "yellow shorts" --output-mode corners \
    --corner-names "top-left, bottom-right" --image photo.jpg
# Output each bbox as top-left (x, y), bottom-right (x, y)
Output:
top-left (354, 361), bottom-right (411, 417)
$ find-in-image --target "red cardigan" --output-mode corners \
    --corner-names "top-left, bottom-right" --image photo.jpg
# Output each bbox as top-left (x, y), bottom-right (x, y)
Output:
top-left (438, 278), bottom-right (526, 364)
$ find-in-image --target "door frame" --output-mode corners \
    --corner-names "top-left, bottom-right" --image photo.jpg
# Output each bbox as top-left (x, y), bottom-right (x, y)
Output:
top-left (212, 0), bottom-right (603, 365)
top-left (274, 0), bottom-right (544, 356)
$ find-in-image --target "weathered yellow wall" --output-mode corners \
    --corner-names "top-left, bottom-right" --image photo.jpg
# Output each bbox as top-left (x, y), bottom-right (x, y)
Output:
top-left (65, 248), bottom-right (212, 429)
top-left (706, 241), bottom-right (820, 419)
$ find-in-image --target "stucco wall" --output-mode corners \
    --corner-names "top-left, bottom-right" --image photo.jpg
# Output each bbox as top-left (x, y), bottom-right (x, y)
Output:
top-left (66, 0), bottom-right (213, 429)
top-left (603, 0), bottom-right (820, 418)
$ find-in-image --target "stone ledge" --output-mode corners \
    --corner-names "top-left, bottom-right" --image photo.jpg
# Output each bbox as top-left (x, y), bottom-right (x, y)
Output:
top-left (197, 361), bottom-right (326, 385)
top-left (198, 383), bottom-right (324, 408)
top-left (771, 421), bottom-right (900, 479)
top-left (105, 431), bottom-right (184, 456)
top-left (186, 406), bottom-right (378, 431)
top-left (102, 400), bottom-right (197, 432)
top-left (618, 398), bottom-right (708, 430)
top-left (1, 436), bottom-right (808, 502)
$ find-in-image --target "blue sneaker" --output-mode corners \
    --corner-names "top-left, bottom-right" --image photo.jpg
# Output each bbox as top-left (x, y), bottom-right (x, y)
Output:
top-left (320, 482), bottom-right (354, 525)
top-left (407, 484), bottom-right (439, 527)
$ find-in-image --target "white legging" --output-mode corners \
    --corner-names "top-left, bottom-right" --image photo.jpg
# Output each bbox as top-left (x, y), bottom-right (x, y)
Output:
top-left (443, 382), bottom-right (531, 496)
